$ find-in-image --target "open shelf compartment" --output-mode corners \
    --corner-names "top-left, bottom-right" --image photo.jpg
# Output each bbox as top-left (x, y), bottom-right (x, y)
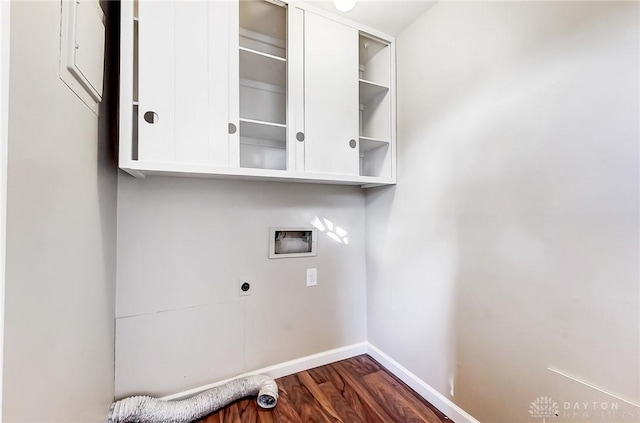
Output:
top-left (239, 48), bottom-right (286, 88)
top-left (240, 118), bottom-right (286, 143)
top-left (239, 0), bottom-right (287, 172)
top-left (359, 34), bottom-right (390, 86)
top-left (359, 79), bottom-right (388, 104)
top-left (358, 32), bottom-right (392, 178)
top-left (239, 0), bottom-right (286, 58)
top-left (359, 136), bottom-right (390, 153)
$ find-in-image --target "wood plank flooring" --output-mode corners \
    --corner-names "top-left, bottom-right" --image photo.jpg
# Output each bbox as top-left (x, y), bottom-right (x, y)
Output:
top-left (198, 355), bottom-right (452, 423)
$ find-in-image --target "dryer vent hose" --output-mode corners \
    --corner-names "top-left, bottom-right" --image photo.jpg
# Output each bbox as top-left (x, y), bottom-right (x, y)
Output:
top-left (107, 374), bottom-right (278, 423)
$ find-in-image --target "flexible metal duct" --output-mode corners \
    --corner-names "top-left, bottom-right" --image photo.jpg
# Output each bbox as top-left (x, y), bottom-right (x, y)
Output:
top-left (107, 375), bottom-right (278, 423)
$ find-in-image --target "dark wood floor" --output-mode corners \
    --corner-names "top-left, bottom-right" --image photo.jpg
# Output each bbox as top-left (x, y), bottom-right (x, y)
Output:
top-left (199, 354), bottom-right (452, 423)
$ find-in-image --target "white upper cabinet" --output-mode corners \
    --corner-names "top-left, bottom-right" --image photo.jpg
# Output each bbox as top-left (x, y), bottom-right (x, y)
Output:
top-left (120, 0), bottom-right (396, 188)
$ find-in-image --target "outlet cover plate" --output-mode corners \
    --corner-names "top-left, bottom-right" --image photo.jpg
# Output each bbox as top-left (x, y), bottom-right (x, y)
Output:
top-left (306, 268), bottom-right (317, 287)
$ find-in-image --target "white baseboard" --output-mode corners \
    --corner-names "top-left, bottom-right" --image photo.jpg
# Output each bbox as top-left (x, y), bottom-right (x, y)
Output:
top-left (160, 341), bottom-right (480, 423)
top-left (367, 343), bottom-right (481, 423)
top-left (160, 342), bottom-right (368, 401)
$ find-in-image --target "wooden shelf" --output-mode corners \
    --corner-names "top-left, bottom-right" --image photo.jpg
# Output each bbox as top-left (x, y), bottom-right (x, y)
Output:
top-left (359, 136), bottom-right (390, 153)
top-left (239, 47), bottom-right (286, 88)
top-left (240, 118), bottom-right (286, 144)
top-left (359, 79), bottom-right (389, 104)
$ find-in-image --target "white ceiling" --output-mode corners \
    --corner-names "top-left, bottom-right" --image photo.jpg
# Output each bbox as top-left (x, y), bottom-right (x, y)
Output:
top-left (303, 0), bottom-right (438, 36)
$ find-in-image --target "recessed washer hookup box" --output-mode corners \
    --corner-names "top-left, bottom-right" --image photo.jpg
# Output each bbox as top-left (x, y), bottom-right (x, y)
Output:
top-left (269, 228), bottom-right (317, 259)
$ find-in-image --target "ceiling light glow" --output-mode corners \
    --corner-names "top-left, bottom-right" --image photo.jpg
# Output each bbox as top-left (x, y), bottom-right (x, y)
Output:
top-left (331, 0), bottom-right (357, 12)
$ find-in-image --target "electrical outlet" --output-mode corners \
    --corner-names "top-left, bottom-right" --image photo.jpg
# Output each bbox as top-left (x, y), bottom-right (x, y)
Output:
top-left (239, 280), bottom-right (251, 296)
top-left (306, 268), bottom-right (317, 287)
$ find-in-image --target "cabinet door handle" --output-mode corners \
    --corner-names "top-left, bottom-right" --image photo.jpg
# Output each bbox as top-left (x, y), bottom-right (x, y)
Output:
top-left (228, 123), bottom-right (237, 134)
top-left (143, 111), bottom-right (159, 124)
top-left (296, 132), bottom-right (305, 142)
top-left (349, 139), bottom-right (357, 149)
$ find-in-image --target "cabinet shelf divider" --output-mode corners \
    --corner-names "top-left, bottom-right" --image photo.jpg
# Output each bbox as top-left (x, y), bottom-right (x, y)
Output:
top-left (239, 118), bottom-right (286, 128)
top-left (359, 79), bottom-right (389, 104)
top-left (359, 136), bottom-right (390, 153)
top-left (239, 119), bottom-right (287, 144)
top-left (239, 46), bottom-right (286, 62)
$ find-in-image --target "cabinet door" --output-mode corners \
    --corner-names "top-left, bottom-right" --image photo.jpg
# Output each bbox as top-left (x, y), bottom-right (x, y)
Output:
top-left (304, 12), bottom-right (359, 175)
top-left (137, 0), bottom-right (174, 162)
top-left (137, 1), bottom-right (231, 165)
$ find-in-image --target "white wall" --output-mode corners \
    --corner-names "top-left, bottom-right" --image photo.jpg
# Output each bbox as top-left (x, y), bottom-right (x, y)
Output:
top-left (2, 1), bottom-right (118, 421)
top-left (0, 0), bottom-right (10, 418)
top-left (366, 2), bottom-right (639, 422)
top-left (115, 176), bottom-right (367, 397)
